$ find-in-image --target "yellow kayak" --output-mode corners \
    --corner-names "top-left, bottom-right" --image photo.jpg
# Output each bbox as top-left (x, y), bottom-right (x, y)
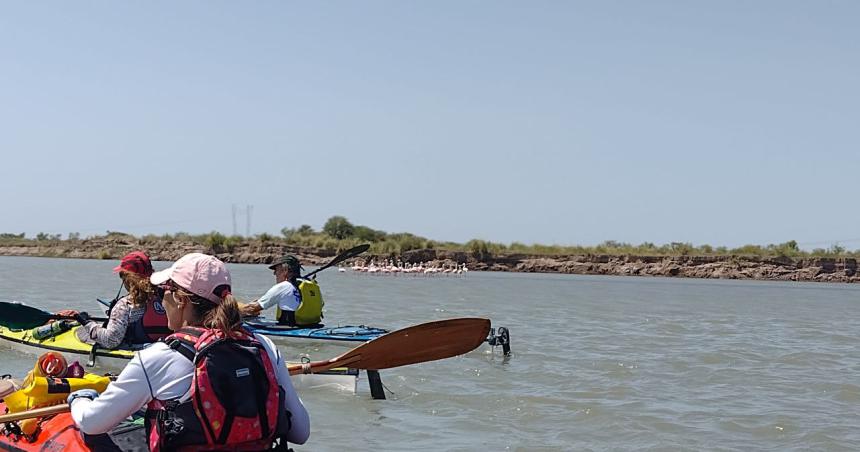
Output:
top-left (0, 326), bottom-right (134, 368)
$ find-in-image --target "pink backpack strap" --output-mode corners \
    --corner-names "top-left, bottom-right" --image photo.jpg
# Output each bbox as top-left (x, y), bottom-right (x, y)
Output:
top-left (164, 327), bottom-right (205, 362)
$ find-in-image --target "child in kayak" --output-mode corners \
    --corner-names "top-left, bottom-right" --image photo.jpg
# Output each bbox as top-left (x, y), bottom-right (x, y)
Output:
top-left (59, 251), bottom-right (170, 348)
top-left (66, 253), bottom-right (310, 450)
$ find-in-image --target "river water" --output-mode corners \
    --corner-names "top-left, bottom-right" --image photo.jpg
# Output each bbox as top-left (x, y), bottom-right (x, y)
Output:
top-left (1, 255), bottom-right (858, 451)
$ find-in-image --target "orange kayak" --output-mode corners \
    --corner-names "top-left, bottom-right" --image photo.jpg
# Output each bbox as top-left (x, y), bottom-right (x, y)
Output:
top-left (0, 401), bottom-right (144, 451)
top-left (0, 401), bottom-right (89, 451)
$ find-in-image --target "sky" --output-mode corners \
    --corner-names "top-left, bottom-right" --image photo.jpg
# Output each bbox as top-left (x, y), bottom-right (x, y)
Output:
top-left (1, 1), bottom-right (858, 249)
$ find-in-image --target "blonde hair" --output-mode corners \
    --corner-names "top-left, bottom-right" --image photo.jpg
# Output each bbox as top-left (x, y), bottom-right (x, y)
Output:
top-left (121, 271), bottom-right (155, 308)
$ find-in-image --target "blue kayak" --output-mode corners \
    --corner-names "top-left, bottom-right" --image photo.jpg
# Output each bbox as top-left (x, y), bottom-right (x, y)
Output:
top-left (243, 318), bottom-right (389, 345)
top-left (99, 298), bottom-right (388, 346)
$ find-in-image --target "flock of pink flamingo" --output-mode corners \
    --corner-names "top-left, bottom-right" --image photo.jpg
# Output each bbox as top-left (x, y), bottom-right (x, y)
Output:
top-left (339, 260), bottom-right (469, 276)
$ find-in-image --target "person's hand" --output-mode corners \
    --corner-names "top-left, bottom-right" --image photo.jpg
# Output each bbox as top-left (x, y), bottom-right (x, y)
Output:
top-left (67, 389), bottom-right (99, 405)
top-left (74, 311), bottom-right (91, 325)
top-left (52, 310), bottom-right (79, 324)
top-left (239, 303), bottom-right (262, 317)
top-left (239, 303), bottom-right (262, 318)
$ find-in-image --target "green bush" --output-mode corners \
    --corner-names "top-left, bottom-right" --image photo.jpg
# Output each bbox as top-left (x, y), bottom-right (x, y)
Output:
top-left (731, 244), bottom-right (765, 256)
top-left (323, 216), bottom-right (355, 240)
top-left (257, 233), bottom-right (274, 243)
top-left (199, 233), bottom-right (242, 253)
top-left (354, 225), bottom-right (387, 242)
top-left (0, 232), bottom-right (28, 246)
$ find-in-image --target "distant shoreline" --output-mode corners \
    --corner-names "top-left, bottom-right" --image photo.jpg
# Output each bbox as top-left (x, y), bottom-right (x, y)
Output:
top-left (0, 237), bottom-right (857, 284)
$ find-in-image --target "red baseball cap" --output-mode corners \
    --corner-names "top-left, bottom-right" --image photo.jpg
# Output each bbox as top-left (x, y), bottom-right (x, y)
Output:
top-left (113, 251), bottom-right (154, 277)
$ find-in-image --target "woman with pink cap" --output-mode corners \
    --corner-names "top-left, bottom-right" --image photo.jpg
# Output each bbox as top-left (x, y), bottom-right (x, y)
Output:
top-left (65, 253), bottom-right (310, 450)
top-left (60, 251), bottom-right (170, 349)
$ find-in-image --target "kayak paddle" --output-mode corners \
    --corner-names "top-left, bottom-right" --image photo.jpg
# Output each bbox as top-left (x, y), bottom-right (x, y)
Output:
top-left (0, 404), bottom-right (70, 423)
top-left (287, 317), bottom-right (491, 374)
top-left (0, 301), bottom-right (108, 330)
top-left (302, 243), bottom-right (370, 279)
top-left (0, 317), bottom-right (491, 423)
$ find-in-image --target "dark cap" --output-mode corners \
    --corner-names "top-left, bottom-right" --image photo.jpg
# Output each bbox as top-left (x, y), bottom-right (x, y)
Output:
top-left (268, 254), bottom-right (303, 271)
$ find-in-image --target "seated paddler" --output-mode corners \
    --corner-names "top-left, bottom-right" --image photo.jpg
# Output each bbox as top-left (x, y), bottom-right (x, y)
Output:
top-left (59, 251), bottom-right (170, 348)
top-left (240, 254), bottom-right (324, 326)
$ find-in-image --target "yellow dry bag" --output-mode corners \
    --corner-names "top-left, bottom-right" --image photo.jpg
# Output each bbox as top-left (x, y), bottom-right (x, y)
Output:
top-left (4, 373), bottom-right (111, 413)
top-left (295, 279), bottom-right (324, 326)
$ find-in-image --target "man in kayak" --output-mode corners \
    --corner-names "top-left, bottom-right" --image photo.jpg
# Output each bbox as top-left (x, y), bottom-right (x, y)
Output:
top-left (240, 254), bottom-right (324, 326)
top-left (66, 253), bottom-right (310, 450)
top-left (59, 251), bottom-right (170, 348)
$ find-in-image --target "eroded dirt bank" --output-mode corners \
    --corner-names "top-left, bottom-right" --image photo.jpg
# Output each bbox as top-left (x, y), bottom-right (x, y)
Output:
top-left (0, 238), bottom-right (857, 283)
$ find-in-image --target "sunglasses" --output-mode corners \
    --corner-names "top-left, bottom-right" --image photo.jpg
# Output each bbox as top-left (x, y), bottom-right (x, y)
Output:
top-left (154, 281), bottom-right (180, 298)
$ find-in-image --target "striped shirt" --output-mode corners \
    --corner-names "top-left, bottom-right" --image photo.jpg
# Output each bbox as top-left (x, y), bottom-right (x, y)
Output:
top-left (75, 296), bottom-right (145, 349)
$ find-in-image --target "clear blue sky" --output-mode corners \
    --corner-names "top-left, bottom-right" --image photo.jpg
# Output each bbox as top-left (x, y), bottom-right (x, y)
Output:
top-left (1, 2), bottom-right (857, 249)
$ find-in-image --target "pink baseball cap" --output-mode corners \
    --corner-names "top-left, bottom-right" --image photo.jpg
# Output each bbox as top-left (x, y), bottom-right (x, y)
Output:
top-left (150, 253), bottom-right (232, 304)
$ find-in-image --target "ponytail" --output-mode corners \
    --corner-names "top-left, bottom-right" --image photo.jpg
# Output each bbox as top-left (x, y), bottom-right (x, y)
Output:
top-left (180, 285), bottom-right (243, 336)
top-left (202, 294), bottom-right (243, 335)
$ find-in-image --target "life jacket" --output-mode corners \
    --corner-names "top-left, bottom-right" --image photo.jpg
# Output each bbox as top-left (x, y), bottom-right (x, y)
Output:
top-left (124, 295), bottom-right (171, 344)
top-left (275, 279), bottom-right (324, 326)
top-left (145, 327), bottom-right (291, 452)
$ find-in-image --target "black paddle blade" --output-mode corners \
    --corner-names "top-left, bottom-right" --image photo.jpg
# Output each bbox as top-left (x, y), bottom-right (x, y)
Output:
top-left (0, 301), bottom-right (53, 329)
top-left (303, 243), bottom-right (370, 279)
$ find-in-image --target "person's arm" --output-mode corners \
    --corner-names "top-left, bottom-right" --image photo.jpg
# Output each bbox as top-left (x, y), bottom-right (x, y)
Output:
top-left (69, 352), bottom-right (153, 434)
top-left (259, 334), bottom-right (310, 444)
top-left (239, 301), bottom-right (263, 317)
top-left (255, 283), bottom-right (286, 311)
top-left (81, 298), bottom-right (133, 349)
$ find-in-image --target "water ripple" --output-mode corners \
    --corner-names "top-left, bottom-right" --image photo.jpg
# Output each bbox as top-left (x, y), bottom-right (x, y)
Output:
top-left (2, 258), bottom-right (860, 450)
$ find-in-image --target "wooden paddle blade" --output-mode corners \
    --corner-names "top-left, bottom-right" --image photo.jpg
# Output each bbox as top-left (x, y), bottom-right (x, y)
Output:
top-left (351, 317), bottom-right (490, 370)
top-left (0, 301), bottom-right (53, 329)
top-left (288, 318), bottom-right (491, 375)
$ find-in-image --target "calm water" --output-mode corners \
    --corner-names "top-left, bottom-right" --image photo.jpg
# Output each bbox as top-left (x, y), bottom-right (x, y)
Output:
top-left (1, 256), bottom-right (859, 451)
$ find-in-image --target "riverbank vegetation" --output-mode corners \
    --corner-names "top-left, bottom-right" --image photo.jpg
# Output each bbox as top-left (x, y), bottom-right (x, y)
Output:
top-left (2, 216), bottom-right (857, 258)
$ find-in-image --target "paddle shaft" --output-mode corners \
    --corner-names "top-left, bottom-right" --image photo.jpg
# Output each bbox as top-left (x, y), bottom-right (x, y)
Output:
top-left (0, 301), bottom-right (109, 330)
top-left (52, 314), bottom-right (109, 323)
top-left (302, 243), bottom-right (369, 280)
top-left (0, 364), bottom-right (349, 423)
top-left (1, 318), bottom-right (491, 423)
top-left (0, 404), bottom-right (70, 423)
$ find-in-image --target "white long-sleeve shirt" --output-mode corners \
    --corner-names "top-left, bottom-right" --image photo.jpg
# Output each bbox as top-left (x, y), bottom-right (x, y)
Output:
top-left (256, 280), bottom-right (301, 312)
top-left (70, 332), bottom-right (310, 445)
